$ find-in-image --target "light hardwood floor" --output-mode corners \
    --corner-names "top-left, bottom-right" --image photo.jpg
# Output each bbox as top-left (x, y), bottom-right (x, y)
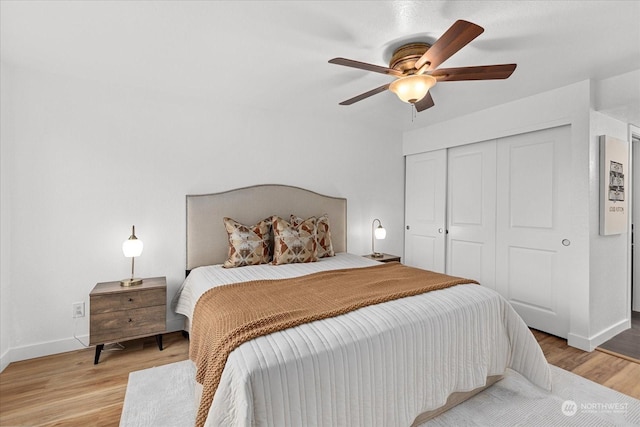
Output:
top-left (0, 333), bottom-right (189, 427)
top-left (0, 330), bottom-right (638, 426)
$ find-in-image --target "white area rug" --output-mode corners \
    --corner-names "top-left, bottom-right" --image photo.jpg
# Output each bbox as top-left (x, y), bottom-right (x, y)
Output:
top-left (120, 361), bottom-right (640, 426)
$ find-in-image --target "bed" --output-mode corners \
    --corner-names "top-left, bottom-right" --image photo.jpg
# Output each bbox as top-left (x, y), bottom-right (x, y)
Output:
top-left (173, 184), bottom-right (551, 427)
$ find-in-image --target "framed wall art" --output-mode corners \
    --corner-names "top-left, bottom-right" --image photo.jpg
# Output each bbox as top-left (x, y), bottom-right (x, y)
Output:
top-left (600, 135), bottom-right (629, 235)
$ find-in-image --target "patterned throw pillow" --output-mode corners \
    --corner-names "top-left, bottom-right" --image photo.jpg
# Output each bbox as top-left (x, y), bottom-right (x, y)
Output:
top-left (290, 214), bottom-right (335, 258)
top-left (272, 216), bottom-right (318, 265)
top-left (222, 217), bottom-right (272, 268)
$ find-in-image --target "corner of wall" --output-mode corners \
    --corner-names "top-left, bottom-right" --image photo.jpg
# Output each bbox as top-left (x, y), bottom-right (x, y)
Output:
top-left (568, 317), bottom-right (631, 352)
top-left (567, 333), bottom-right (592, 352)
top-left (0, 349), bottom-right (10, 373)
top-left (588, 111), bottom-right (631, 339)
top-left (1, 61), bottom-right (14, 372)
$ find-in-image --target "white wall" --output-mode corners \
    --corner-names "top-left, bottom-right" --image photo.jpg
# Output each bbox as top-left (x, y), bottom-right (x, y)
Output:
top-left (594, 69), bottom-right (640, 127)
top-left (0, 63), bottom-right (404, 367)
top-left (1, 62), bottom-right (13, 372)
top-left (588, 112), bottom-right (632, 341)
top-left (402, 77), bottom-right (635, 351)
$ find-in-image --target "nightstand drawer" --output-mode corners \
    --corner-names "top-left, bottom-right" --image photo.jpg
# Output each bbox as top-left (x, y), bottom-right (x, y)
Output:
top-left (90, 305), bottom-right (166, 345)
top-left (91, 287), bottom-right (166, 314)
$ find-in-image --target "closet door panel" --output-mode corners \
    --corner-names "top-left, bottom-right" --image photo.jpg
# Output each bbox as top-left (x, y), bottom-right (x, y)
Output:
top-left (496, 125), bottom-right (571, 338)
top-left (446, 141), bottom-right (497, 289)
top-left (448, 240), bottom-right (484, 281)
top-left (405, 150), bottom-right (446, 272)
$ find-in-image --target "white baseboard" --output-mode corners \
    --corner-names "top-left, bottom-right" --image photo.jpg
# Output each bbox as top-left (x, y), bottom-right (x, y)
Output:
top-left (0, 317), bottom-right (186, 372)
top-left (589, 318), bottom-right (631, 350)
top-left (0, 348), bottom-right (10, 373)
top-left (568, 318), bottom-right (631, 352)
top-left (567, 333), bottom-right (591, 351)
top-left (9, 335), bottom-right (91, 365)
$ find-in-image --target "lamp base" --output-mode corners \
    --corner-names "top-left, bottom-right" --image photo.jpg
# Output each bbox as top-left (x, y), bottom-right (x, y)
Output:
top-left (120, 278), bottom-right (143, 287)
top-left (371, 252), bottom-right (384, 258)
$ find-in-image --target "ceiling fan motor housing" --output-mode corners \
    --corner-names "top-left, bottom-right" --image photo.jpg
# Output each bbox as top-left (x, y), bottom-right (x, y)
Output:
top-left (389, 43), bottom-right (431, 73)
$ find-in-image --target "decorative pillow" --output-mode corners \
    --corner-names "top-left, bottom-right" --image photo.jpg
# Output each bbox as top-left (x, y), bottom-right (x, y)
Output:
top-left (222, 217), bottom-right (272, 268)
top-left (291, 214), bottom-right (335, 258)
top-left (272, 216), bottom-right (317, 265)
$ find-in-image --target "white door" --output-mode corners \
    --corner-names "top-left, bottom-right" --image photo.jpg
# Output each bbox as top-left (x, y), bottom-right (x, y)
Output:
top-left (495, 125), bottom-right (572, 337)
top-left (405, 150), bottom-right (447, 272)
top-left (446, 141), bottom-right (497, 289)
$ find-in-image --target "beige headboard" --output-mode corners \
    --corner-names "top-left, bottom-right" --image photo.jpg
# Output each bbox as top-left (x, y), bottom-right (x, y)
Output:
top-left (186, 184), bottom-right (347, 271)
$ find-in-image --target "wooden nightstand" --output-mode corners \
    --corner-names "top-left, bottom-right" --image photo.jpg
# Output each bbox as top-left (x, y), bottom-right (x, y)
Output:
top-left (90, 276), bottom-right (166, 364)
top-left (363, 253), bottom-right (401, 263)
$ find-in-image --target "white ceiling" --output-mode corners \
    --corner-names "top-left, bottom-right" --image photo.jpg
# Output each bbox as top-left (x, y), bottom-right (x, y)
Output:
top-left (1, 1), bottom-right (639, 132)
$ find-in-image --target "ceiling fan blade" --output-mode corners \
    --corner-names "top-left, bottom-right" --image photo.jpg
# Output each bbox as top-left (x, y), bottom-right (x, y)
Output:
top-left (338, 83), bottom-right (391, 105)
top-left (414, 92), bottom-right (435, 112)
top-left (415, 20), bottom-right (484, 71)
top-left (432, 64), bottom-right (517, 81)
top-left (329, 58), bottom-right (404, 77)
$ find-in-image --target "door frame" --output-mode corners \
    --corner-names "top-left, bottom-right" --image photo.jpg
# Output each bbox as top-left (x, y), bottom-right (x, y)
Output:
top-left (631, 124), bottom-right (640, 312)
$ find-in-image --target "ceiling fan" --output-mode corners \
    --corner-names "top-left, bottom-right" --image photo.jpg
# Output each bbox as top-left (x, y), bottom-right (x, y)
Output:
top-left (328, 20), bottom-right (517, 112)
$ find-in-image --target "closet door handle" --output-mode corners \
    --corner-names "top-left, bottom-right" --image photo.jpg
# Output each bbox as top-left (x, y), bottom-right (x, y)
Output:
top-left (562, 239), bottom-right (570, 246)
top-left (406, 225), bottom-right (410, 230)
top-left (438, 228), bottom-right (444, 233)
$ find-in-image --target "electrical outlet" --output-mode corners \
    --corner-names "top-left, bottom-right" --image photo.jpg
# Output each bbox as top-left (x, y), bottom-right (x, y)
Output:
top-left (72, 302), bottom-right (85, 318)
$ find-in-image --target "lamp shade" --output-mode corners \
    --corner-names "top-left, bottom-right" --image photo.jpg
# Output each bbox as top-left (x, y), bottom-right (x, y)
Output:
top-left (122, 225), bottom-right (143, 257)
top-left (122, 238), bottom-right (143, 257)
top-left (122, 239), bottom-right (143, 258)
top-left (121, 225), bottom-right (144, 286)
top-left (389, 74), bottom-right (437, 104)
top-left (374, 226), bottom-right (386, 240)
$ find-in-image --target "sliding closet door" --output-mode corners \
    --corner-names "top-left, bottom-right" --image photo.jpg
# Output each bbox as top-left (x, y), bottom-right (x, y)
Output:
top-left (446, 141), bottom-right (497, 289)
top-left (495, 125), bottom-right (571, 337)
top-left (405, 150), bottom-right (446, 273)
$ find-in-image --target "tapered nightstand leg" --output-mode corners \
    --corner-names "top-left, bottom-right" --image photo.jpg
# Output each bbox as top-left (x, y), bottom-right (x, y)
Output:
top-left (156, 334), bottom-right (163, 351)
top-left (94, 344), bottom-right (104, 364)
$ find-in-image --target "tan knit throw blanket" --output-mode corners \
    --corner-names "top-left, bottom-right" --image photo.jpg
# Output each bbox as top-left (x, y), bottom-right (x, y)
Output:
top-left (189, 262), bottom-right (477, 427)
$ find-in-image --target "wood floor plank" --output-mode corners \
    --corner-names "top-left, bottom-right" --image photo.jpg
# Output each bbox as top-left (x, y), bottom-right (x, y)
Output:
top-left (1, 329), bottom-right (638, 425)
top-left (602, 362), bottom-right (640, 398)
top-left (572, 351), bottom-right (631, 384)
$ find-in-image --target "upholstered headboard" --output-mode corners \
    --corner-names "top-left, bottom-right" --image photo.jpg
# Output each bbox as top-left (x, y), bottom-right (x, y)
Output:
top-left (186, 184), bottom-right (347, 271)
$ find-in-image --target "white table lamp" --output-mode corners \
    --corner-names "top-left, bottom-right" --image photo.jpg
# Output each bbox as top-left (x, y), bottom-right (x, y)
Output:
top-left (121, 225), bottom-right (143, 286)
top-left (371, 218), bottom-right (386, 258)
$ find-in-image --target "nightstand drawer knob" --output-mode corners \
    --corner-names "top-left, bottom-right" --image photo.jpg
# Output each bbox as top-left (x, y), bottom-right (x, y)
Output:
top-left (128, 318), bottom-right (133, 322)
top-left (128, 298), bottom-right (133, 302)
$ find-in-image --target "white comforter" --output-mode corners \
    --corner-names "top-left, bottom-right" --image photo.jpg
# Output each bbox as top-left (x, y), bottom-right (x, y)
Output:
top-left (173, 253), bottom-right (551, 427)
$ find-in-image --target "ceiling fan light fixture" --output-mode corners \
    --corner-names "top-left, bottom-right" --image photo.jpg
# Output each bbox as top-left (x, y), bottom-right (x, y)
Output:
top-left (389, 74), bottom-right (436, 104)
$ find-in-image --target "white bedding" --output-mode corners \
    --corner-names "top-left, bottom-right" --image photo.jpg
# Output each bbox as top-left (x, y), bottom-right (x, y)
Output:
top-left (173, 252), bottom-right (382, 323)
top-left (173, 253), bottom-right (552, 427)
